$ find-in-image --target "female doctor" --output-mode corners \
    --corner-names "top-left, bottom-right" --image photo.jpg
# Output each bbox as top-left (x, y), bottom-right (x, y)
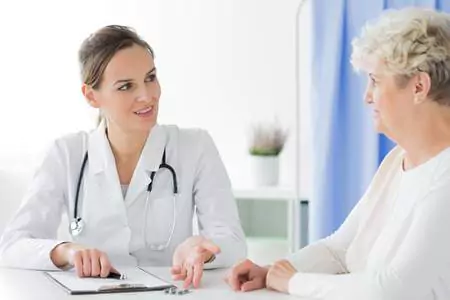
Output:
top-left (0, 25), bottom-right (246, 288)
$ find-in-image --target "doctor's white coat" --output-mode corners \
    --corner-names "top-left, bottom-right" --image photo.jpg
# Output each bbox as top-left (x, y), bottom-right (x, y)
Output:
top-left (0, 123), bottom-right (247, 269)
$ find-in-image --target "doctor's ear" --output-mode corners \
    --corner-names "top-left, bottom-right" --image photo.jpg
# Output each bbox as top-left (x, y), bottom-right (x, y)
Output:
top-left (82, 84), bottom-right (101, 109)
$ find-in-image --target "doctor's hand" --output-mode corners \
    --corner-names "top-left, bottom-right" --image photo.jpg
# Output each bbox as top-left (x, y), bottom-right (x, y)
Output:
top-left (265, 259), bottom-right (297, 294)
top-left (225, 259), bottom-right (269, 292)
top-left (51, 242), bottom-right (117, 278)
top-left (171, 236), bottom-right (221, 289)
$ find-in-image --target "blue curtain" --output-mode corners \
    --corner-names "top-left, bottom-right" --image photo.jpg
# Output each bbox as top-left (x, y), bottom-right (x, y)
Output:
top-left (309, 0), bottom-right (450, 242)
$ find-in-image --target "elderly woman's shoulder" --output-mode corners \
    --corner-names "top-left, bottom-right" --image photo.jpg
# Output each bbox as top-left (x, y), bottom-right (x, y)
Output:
top-left (379, 146), bottom-right (405, 169)
top-left (430, 147), bottom-right (450, 183)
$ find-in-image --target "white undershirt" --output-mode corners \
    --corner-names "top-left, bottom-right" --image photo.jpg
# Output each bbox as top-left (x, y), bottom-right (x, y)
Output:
top-left (121, 185), bottom-right (128, 198)
top-left (286, 146), bottom-right (450, 300)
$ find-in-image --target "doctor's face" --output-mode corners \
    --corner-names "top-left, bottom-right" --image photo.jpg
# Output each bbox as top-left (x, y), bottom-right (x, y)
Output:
top-left (87, 44), bottom-right (161, 133)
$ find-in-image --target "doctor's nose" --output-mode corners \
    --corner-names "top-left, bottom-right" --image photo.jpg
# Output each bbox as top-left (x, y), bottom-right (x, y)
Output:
top-left (136, 89), bottom-right (155, 102)
top-left (135, 88), bottom-right (150, 103)
top-left (136, 88), bottom-right (158, 103)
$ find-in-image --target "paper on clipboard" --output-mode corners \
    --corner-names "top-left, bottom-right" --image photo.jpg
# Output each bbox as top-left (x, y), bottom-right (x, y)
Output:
top-left (45, 267), bottom-right (174, 295)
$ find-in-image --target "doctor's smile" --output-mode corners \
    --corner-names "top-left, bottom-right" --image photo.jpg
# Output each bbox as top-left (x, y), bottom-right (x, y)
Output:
top-left (0, 25), bottom-right (246, 289)
top-left (134, 106), bottom-right (154, 117)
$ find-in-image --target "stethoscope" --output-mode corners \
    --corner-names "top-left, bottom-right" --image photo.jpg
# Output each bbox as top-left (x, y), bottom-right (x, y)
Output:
top-left (69, 148), bottom-right (179, 251)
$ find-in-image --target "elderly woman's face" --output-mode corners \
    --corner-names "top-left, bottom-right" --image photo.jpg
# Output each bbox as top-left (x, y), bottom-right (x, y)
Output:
top-left (363, 59), bottom-right (416, 138)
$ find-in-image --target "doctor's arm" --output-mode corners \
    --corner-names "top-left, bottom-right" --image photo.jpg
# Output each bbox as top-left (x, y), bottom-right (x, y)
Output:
top-left (0, 141), bottom-right (68, 270)
top-left (192, 130), bottom-right (247, 268)
top-left (0, 141), bottom-right (120, 277)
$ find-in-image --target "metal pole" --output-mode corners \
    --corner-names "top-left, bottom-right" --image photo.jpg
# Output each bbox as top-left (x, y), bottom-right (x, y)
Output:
top-left (293, 0), bottom-right (308, 251)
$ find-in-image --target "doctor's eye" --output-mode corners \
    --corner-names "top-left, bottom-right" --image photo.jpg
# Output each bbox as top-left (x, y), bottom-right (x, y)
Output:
top-left (145, 74), bottom-right (157, 83)
top-left (118, 82), bottom-right (133, 91)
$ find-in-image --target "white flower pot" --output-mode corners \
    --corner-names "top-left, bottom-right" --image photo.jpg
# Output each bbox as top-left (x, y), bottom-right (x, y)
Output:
top-left (250, 155), bottom-right (279, 186)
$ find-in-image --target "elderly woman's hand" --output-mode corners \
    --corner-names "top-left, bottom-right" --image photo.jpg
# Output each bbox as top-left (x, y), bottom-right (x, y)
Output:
top-left (265, 259), bottom-right (297, 294)
top-left (225, 259), bottom-right (269, 292)
top-left (171, 236), bottom-right (221, 289)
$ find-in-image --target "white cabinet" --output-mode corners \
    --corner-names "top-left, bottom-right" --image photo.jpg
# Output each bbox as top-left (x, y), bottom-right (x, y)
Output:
top-left (233, 187), bottom-right (308, 264)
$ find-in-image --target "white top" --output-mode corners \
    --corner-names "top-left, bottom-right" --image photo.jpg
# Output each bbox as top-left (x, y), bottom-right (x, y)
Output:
top-left (0, 123), bottom-right (246, 270)
top-left (287, 146), bottom-right (450, 300)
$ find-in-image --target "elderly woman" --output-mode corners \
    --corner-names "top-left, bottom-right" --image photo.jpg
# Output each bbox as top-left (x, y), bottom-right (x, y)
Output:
top-left (226, 7), bottom-right (450, 300)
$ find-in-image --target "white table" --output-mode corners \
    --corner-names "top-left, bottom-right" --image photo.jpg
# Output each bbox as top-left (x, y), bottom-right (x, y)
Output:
top-left (0, 267), bottom-right (310, 300)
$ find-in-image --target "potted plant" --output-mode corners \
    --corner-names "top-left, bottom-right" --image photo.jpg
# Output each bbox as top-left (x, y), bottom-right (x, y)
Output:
top-left (248, 121), bottom-right (288, 186)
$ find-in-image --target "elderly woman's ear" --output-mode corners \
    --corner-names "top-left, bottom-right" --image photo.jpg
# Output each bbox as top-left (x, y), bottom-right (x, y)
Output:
top-left (413, 71), bottom-right (432, 104)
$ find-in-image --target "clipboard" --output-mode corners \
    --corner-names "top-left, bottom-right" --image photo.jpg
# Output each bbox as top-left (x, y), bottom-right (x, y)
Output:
top-left (44, 267), bottom-right (175, 295)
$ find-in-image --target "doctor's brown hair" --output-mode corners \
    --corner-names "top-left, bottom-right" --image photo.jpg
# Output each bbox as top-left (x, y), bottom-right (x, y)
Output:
top-left (78, 25), bottom-right (154, 89)
top-left (78, 25), bottom-right (155, 125)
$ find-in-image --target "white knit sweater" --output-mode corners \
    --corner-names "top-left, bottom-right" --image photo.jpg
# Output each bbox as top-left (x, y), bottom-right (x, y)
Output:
top-left (287, 146), bottom-right (450, 300)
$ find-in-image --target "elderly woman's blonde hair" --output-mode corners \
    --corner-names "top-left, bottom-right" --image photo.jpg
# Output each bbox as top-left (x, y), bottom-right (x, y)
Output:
top-left (351, 8), bottom-right (450, 105)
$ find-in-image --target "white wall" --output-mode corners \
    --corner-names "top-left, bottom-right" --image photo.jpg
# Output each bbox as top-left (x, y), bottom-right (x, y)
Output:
top-left (0, 0), bottom-right (312, 202)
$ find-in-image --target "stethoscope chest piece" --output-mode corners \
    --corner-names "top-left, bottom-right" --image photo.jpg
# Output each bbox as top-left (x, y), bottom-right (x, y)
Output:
top-left (70, 217), bottom-right (85, 236)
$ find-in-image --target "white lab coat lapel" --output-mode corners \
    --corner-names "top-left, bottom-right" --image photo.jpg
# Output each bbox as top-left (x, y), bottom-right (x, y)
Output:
top-left (124, 125), bottom-right (167, 207)
top-left (76, 123), bottom-right (131, 257)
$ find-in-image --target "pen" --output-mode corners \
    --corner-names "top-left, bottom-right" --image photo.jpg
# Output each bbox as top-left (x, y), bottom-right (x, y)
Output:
top-left (106, 271), bottom-right (126, 280)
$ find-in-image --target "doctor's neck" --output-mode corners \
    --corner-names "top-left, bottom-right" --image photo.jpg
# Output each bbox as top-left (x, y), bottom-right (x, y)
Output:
top-left (106, 123), bottom-right (151, 162)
